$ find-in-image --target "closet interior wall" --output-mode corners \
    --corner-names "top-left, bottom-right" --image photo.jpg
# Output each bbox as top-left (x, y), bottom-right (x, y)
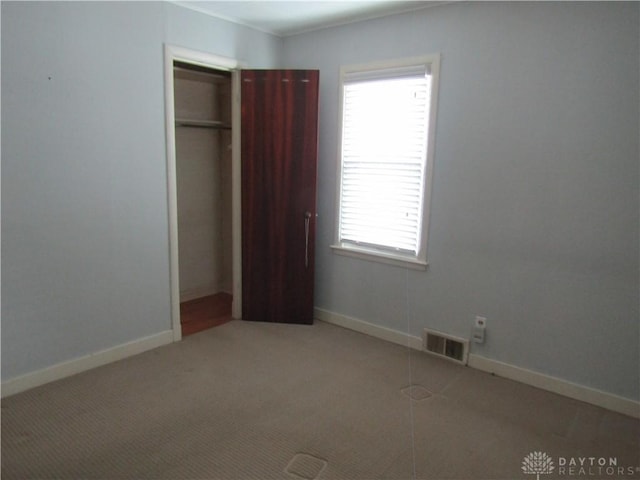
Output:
top-left (174, 64), bottom-right (232, 302)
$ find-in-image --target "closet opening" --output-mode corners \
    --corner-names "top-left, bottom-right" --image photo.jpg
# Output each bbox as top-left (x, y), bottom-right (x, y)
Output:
top-left (173, 60), bottom-right (233, 336)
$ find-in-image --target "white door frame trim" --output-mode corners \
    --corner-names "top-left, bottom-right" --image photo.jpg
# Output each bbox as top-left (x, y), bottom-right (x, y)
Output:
top-left (163, 44), bottom-right (243, 341)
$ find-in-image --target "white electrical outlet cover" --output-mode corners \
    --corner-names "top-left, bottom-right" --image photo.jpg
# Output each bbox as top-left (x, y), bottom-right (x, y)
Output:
top-left (475, 316), bottom-right (486, 328)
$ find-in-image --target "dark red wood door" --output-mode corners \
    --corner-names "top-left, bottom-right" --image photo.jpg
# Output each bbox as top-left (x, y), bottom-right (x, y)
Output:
top-left (241, 70), bottom-right (319, 324)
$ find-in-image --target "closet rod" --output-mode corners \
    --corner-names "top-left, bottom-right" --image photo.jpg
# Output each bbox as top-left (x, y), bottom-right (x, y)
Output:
top-left (175, 118), bottom-right (231, 130)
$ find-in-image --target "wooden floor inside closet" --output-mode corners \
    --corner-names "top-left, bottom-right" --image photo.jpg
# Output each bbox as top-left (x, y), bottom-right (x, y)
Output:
top-left (180, 293), bottom-right (232, 336)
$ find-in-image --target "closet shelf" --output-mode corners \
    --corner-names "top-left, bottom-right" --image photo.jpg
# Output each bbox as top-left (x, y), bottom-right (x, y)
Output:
top-left (174, 65), bottom-right (230, 84)
top-left (175, 118), bottom-right (231, 130)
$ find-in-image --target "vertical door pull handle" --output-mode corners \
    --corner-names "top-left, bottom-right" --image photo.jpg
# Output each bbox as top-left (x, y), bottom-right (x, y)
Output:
top-left (304, 211), bottom-right (312, 268)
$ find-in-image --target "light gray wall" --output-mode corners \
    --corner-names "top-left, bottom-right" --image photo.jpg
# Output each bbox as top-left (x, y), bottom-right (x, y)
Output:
top-left (163, 2), bottom-right (282, 66)
top-left (1, 1), bottom-right (281, 381)
top-left (283, 2), bottom-right (640, 400)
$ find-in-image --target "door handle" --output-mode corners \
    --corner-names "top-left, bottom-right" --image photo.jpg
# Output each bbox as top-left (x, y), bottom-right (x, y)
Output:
top-left (304, 211), bottom-right (312, 268)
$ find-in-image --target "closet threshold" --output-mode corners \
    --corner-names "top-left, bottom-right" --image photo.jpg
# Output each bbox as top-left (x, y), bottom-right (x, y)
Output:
top-left (175, 119), bottom-right (231, 130)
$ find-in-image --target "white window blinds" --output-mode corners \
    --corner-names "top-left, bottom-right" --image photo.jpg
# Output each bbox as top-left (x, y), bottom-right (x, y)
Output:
top-left (339, 64), bottom-right (432, 255)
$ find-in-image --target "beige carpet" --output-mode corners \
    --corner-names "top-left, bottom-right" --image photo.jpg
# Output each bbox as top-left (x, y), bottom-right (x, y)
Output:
top-left (2, 320), bottom-right (639, 479)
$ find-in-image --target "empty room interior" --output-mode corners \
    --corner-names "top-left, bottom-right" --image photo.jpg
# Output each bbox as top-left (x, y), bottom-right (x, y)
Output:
top-left (1, 1), bottom-right (639, 479)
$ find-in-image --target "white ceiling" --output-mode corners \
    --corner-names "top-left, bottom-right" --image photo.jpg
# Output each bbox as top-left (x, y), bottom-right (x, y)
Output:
top-left (174, 1), bottom-right (445, 36)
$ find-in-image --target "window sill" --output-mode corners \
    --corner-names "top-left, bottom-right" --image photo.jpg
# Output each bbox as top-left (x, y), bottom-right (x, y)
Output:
top-left (331, 244), bottom-right (428, 271)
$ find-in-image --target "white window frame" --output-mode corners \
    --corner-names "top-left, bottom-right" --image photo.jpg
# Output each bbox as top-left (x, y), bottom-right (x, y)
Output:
top-left (332, 54), bottom-right (441, 270)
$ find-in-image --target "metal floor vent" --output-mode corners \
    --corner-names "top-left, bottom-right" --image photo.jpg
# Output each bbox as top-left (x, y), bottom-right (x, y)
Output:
top-left (423, 329), bottom-right (469, 365)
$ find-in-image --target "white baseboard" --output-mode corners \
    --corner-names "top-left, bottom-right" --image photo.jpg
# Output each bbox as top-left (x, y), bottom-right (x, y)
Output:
top-left (180, 286), bottom-right (232, 303)
top-left (314, 307), bottom-right (423, 350)
top-left (314, 307), bottom-right (640, 419)
top-left (180, 286), bottom-right (218, 303)
top-left (1, 330), bottom-right (174, 398)
top-left (468, 354), bottom-right (640, 419)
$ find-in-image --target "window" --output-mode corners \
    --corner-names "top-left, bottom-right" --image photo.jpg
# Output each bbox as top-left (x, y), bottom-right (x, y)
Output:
top-left (332, 55), bottom-right (440, 269)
